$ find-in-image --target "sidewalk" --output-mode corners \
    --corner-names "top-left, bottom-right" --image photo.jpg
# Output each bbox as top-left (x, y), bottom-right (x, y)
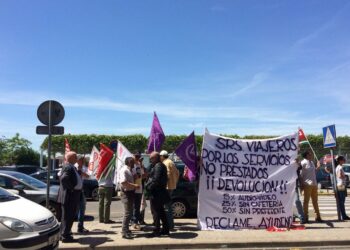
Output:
top-left (60, 217), bottom-right (350, 250)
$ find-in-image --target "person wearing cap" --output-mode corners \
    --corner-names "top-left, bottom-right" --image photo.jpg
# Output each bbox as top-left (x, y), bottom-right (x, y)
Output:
top-left (160, 150), bottom-right (179, 230)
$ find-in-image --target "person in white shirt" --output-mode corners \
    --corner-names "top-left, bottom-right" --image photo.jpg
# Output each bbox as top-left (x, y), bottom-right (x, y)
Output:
top-left (300, 151), bottom-right (322, 223)
top-left (335, 155), bottom-right (350, 220)
top-left (120, 157), bottom-right (139, 239)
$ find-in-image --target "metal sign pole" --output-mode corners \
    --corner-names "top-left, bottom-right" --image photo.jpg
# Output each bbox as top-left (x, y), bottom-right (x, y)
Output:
top-left (46, 101), bottom-right (52, 209)
top-left (40, 149), bottom-right (43, 169)
top-left (331, 148), bottom-right (341, 221)
top-left (36, 100), bottom-right (65, 214)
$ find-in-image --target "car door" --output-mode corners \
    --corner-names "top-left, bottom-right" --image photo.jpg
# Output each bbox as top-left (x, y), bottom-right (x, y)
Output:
top-left (0, 175), bottom-right (27, 196)
top-left (3, 175), bottom-right (44, 203)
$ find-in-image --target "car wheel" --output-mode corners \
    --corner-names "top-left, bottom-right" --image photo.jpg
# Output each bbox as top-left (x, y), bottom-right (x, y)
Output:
top-left (171, 200), bottom-right (187, 218)
top-left (91, 187), bottom-right (99, 201)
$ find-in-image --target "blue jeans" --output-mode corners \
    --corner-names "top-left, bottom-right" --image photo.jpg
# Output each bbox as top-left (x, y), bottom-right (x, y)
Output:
top-left (338, 190), bottom-right (348, 220)
top-left (77, 192), bottom-right (86, 230)
top-left (295, 185), bottom-right (305, 222)
top-left (164, 190), bottom-right (174, 229)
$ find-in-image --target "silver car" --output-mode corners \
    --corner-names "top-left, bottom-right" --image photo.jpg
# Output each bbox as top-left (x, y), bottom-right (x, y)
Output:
top-left (0, 187), bottom-right (60, 250)
top-left (0, 171), bottom-right (60, 216)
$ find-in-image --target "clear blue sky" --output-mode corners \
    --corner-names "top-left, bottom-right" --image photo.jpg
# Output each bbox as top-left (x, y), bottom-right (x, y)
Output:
top-left (0, 0), bottom-right (349, 150)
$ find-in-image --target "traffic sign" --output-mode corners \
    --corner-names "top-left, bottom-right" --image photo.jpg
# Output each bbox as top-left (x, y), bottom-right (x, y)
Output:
top-left (323, 125), bottom-right (336, 148)
top-left (37, 100), bottom-right (65, 126)
top-left (36, 100), bottom-right (65, 211)
top-left (36, 126), bottom-right (64, 135)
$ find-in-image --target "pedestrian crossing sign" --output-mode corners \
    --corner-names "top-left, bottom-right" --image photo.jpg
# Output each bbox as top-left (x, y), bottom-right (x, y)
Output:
top-left (322, 125), bottom-right (336, 148)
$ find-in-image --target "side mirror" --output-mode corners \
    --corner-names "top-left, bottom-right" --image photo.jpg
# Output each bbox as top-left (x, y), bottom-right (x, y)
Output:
top-left (13, 184), bottom-right (25, 194)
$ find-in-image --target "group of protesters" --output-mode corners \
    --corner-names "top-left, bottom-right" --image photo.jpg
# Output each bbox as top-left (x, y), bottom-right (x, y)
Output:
top-left (57, 149), bottom-right (179, 242)
top-left (118, 150), bottom-right (179, 239)
top-left (293, 150), bottom-right (349, 224)
top-left (57, 146), bottom-right (349, 242)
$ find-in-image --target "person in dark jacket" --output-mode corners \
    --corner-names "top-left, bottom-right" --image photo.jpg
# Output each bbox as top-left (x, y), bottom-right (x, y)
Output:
top-left (76, 156), bottom-right (89, 233)
top-left (58, 151), bottom-right (82, 243)
top-left (145, 151), bottom-right (170, 237)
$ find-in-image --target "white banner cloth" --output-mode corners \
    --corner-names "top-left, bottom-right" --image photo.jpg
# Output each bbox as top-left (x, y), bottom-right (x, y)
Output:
top-left (198, 130), bottom-right (298, 230)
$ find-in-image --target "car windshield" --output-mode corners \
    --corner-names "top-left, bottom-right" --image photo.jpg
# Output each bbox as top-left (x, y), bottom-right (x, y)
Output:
top-left (9, 172), bottom-right (47, 189)
top-left (0, 187), bottom-right (18, 201)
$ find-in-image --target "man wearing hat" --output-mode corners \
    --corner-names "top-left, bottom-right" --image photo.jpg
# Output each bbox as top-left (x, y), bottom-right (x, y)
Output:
top-left (160, 150), bottom-right (179, 230)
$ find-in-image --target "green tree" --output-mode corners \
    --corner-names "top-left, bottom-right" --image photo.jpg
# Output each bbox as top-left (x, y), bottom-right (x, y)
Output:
top-left (40, 133), bottom-right (350, 161)
top-left (0, 133), bottom-right (40, 165)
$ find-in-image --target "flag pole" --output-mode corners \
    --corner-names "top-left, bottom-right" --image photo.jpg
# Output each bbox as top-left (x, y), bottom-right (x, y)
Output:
top-left (299, 127), bottom-right (318, 161)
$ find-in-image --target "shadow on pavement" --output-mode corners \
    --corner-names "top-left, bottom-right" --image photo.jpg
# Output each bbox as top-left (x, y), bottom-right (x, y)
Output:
top-left (78, 229), bottom-right (117, 235)
top-left (325, 221), bottom-right (335, 228)
top-left (174, 221), bottom-right (199, 232)
top-left (174, 222), bottom-right (197, 226)
top-left (169, 232), bottom-right (198, 239)
top-left (78, 237), bottom-right (113, 248)
top-left (133, 232), bottom-right (198, 239)
top-left (84, 215), bottom-right (95, 222)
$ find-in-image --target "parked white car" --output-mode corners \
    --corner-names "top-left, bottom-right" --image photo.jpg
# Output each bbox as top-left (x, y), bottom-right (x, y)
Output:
top-left (0, 187), bottom-right (60, 250)
top-left (342, 164), bottom-right (350, 186)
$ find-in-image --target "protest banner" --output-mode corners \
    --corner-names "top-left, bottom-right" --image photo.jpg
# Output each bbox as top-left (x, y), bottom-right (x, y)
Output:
top-left (198, 130), bottom-right (298, 230)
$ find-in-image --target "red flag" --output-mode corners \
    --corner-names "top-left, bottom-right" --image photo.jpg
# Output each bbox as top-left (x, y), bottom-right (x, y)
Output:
top-left (64, 138), bottom-right (71, 163)
top-left (298, 128), bottom-right (308, 144)
top-left (65, 138), bottom-right (71, 153)
top-left (95, 143), bottom-right (114, 180)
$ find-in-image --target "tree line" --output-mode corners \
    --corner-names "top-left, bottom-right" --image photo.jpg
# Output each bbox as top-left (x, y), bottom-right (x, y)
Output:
top-left (2, 133), bottom-right (349, 166)
top-left (41, 134), bottom-right (350, 159)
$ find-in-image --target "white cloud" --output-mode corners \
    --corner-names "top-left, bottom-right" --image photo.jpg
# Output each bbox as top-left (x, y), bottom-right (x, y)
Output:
top-left (0, 90), bottom-right (299, 122)
top-left (292, 3), bottom-right (350, 49)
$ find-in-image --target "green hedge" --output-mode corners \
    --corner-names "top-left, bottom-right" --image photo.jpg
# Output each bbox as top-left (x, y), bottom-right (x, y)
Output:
top-left (40, 134), bottom-right (350, 159)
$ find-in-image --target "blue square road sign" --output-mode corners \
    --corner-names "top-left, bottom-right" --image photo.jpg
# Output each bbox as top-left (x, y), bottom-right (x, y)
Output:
top-left (322, 125), bottom-right (336, 148)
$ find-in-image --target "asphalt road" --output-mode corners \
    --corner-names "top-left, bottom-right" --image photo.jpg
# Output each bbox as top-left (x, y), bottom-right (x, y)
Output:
top-left (84, 194), bottom-right (349, 222)
top-left (85, 197), bottom-right (153, 222)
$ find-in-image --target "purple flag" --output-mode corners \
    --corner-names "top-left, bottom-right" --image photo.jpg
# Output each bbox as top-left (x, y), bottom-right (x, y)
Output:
top-left (175, 131), bottom-right (197, 181)
top-left (147, 112), bottom-right (165, 153)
